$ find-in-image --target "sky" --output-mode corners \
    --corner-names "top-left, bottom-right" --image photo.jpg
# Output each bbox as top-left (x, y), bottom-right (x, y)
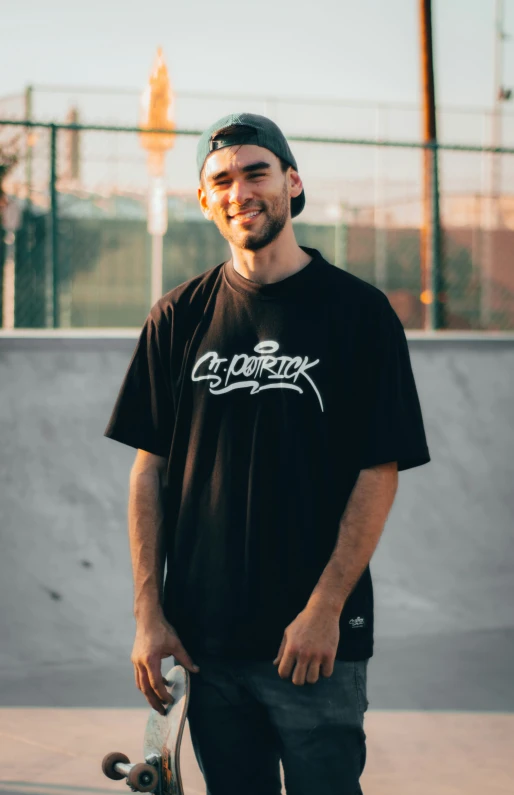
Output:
top-left (1, 0), bottom-right (513, 111)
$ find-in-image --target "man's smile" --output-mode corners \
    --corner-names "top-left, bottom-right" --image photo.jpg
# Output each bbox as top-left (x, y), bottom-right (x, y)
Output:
top-left (229, 209), bottom-right (263, 225)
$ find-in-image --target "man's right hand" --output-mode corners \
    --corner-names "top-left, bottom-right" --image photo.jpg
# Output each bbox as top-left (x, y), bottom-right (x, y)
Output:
top-left (131, 616), bottom-right (200, 715)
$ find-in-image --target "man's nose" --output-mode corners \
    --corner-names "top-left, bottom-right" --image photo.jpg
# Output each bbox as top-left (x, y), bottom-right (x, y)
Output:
top-left (228, 179), bottom-right (252, 205)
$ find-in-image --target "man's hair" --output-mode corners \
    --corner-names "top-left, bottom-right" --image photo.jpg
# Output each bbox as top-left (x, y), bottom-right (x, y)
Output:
top-left (200, 125), bottom-right (290, 187)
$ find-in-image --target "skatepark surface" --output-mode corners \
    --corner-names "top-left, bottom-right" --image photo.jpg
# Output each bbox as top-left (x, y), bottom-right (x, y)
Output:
top-left (1, 333), bottom-right (513, 793)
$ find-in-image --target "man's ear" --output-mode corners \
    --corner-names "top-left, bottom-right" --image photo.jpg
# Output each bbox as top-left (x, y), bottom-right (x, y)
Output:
top-left (197, 185), bottom-right (213, 221)
top-left (289, 169), bottom-right (303, 199)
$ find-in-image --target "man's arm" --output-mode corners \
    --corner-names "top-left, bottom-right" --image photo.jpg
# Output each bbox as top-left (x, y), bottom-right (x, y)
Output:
top-left (274, 461), bottom-right (398, 685)
top-left (307, 460), bottom-right (398, 616)
top-left (129, 450), bottom-right (200, 715)
top-left (128, 449), bottom-right (168, 623)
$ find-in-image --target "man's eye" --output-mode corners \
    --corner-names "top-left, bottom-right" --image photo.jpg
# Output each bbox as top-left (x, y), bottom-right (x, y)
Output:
top-left (249, 173), bottom-right (265, 179)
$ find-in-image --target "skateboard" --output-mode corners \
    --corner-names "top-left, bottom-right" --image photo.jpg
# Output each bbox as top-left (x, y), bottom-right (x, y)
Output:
top-left (102, 664), bottom-right (191, 795)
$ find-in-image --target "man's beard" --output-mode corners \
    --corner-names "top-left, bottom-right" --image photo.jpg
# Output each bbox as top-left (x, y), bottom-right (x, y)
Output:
top-left (213, 181), bottom-right (290, 251)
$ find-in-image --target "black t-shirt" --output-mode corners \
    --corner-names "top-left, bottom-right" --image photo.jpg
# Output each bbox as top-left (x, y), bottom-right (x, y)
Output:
top-left (105, 246), bottom-right (430, 662)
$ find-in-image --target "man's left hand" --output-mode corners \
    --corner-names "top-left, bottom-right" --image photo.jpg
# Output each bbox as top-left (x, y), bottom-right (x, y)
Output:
top-left (273, 604), bottom-right (340, 685)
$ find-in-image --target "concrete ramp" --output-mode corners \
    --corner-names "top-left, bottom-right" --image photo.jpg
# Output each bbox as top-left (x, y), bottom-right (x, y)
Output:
top-left (374, 340), bottom-right (514, 639)
top-left (1, 334), bottom-right (513, 710)
top-left (0, 338), bottom-right (137, 670)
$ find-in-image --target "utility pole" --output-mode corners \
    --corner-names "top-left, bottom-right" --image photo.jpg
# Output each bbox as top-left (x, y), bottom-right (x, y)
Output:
top-left (419, 0), bottom-right (445, 330)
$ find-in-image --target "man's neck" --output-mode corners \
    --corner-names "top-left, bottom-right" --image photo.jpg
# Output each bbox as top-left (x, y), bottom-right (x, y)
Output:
top-left (229, 228), bottom-right (312, 285)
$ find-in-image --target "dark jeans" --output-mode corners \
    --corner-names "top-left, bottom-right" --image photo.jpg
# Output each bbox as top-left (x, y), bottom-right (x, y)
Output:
top-left (186, 655), bottom-right (369, 795)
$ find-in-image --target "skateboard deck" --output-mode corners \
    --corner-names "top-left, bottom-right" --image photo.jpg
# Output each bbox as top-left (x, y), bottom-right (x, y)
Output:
top-left (102, 664), bottom-right (191, 795)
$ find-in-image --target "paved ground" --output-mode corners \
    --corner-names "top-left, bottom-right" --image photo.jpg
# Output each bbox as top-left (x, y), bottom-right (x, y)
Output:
top-left (1, 708), bottom-right (513, 795)
top-left (1, 334), bottom-right (513, 792)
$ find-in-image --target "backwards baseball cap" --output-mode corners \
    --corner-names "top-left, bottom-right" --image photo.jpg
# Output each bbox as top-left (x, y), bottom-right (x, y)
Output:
top-left (197, 112), bottom-right (305, 218)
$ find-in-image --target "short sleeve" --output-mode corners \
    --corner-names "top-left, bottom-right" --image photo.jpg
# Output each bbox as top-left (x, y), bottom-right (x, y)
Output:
top-left (104, 309), bottom-right (174, 458)
top-left (358, 298), bottom-right (430, 472)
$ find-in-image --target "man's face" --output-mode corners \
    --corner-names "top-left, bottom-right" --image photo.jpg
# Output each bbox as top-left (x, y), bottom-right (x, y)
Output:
top-left (198, 144), bottom-right (302, 251)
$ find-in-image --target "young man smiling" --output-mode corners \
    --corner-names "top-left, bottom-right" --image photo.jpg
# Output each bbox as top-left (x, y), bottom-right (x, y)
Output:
top-left (105, 113), bottom-right (430, 795)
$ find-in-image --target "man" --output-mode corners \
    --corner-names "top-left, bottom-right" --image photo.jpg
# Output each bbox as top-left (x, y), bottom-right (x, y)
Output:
top-left (105, 113), bottom-right (430, 795)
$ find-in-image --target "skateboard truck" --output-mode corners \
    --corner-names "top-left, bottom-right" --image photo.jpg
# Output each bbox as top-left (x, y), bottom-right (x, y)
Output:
top-left (102, 665), bottom-right (191, 795)
top-left (102, 751), bottom-right (160, 793)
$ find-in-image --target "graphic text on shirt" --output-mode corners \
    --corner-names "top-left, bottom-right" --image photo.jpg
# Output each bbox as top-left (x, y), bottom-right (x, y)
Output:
top-left (191, 340), bottom-right (324, 411)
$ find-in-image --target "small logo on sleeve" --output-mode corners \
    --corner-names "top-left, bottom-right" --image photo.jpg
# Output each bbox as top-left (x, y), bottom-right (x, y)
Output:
top-left (349, 617), bottom-right (366, 629)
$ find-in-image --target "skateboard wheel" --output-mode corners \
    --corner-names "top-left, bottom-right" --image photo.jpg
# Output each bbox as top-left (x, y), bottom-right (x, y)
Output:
top-left (102, 751), bottom-right (130, 780)
top-left (128, 763), bottom-right (159, 792)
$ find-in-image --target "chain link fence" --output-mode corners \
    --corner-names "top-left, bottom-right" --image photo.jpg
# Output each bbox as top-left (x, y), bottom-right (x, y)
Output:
top-left (4, 85), bottom-right (514, 148)
top-left (1, 119), bottom-right (513, 330)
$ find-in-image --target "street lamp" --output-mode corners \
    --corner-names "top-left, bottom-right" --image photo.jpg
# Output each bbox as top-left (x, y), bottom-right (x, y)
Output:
top-left (139, 47), bottom-right (175, 306)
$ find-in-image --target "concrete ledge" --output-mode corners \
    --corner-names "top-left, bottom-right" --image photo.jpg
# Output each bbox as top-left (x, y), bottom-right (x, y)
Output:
top-left (0, 329), bottom-right (140, 339)
top-left (1, 329), bottom-right (514, 351)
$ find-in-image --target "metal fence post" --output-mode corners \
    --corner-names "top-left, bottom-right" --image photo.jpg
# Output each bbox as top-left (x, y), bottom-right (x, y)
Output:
top-left (374, 106), bottom-right (387, 292)
top-left (49, 123), bottom-right (59, 328)
top-left (334, 202), bottom-right (347, 270)
top-left (24, 85), bottom-right (33, 209)
top-left (430, 140), bottom-right (445, 330)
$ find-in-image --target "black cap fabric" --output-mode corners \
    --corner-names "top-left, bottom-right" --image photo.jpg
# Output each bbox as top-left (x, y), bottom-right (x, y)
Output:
top-left (197, 112), bottom-right (305, 218)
